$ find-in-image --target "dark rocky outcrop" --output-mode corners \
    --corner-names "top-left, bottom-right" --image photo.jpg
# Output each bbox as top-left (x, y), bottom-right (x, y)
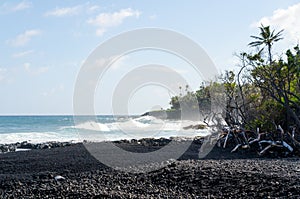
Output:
top-left (0, 141), bottom-right (74, 153)
top-left (142, 109), bottom-right (200, 120)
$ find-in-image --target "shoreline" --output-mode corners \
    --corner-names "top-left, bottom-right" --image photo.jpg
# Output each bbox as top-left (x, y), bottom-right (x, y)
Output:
top-left (0, 136), bottom-right (205, 153)
top-left (0, 134), bottom-right (293, 160)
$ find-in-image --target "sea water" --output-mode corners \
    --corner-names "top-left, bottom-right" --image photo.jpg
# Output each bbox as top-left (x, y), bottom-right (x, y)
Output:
top-left (0, 115), bottom-right (211, 144)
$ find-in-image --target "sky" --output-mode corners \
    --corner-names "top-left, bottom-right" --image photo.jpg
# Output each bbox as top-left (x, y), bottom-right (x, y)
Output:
top-left (1, 0), bottom-right (300, 115)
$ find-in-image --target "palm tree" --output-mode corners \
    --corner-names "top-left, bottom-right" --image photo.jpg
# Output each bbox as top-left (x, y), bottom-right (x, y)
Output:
top-left (249, 25), bottom-right (284, 64)
top-left (179, 86), bottom-right (182, 96)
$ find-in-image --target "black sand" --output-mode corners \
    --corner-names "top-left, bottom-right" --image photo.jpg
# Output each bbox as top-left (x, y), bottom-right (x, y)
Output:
top-left (1, 140), bottom-right (300, 198)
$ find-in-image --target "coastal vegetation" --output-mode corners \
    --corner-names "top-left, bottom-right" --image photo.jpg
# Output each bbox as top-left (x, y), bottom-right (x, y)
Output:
top-left (169, 25), bottom-right (300, 131)
top-left (166, 25), bottom-right (300, 156)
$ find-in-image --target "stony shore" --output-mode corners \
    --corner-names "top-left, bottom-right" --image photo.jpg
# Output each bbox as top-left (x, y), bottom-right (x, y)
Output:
top-left (0, 141), bottom-right (74, 153)
top-left (1, 138), bottom-right (300, 198)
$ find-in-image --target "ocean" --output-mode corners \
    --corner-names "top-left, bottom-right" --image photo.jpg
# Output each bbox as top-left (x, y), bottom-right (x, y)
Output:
top-left (0, 115), bottom-right (211, 144)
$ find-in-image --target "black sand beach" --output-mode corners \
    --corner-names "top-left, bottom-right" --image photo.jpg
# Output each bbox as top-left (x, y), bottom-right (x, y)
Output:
top-left (1, 140), bottom-right (300, 198)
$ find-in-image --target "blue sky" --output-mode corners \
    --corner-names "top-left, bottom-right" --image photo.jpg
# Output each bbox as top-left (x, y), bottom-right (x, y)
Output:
top-left (1, 0), bottom-right (300, 115)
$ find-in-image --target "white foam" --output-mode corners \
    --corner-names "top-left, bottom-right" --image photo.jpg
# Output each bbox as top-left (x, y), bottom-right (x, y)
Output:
top-left (0, 116), bottom-right (215, 144)
top-left (72, 117), bottom-right (211, 136)
top-left (132, 116), bottom-right (159, 123)
top-left (72, 116), bottom-right (164, 132)
top-left (74, 121), bottom-right (110, 132)
top-left (0, 132), bottom-right (79, 144)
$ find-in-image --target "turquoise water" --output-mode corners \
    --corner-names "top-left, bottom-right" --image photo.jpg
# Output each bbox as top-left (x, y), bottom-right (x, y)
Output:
top-left (0, 115), bottom-right (121, 134)
top-left (0, 115), bottom-right (74, 134)
top-left (0, 115), bottom-right (210, 144)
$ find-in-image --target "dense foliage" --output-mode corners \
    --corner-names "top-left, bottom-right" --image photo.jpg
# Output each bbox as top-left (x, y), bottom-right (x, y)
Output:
top-left (169, 25), bottom-right (300, 133)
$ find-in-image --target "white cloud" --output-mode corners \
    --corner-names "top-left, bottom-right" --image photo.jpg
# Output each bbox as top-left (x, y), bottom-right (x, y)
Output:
top-left (252, 3), bottom-right (300, 44)
top-left (44, 3), bottom-right (100, 17)
top-left (44, 6), bottom-right (81, 17)
top-left (87, 5), bottom-right (100, 13)
top-left (87, 8), bottom-right (141, 36)
top-left (12, 50), bottom-right (34, 58)
top-left (8, 29), bottom-right (41, 47)
top-left (0, 1), bottom-right (32, 13)
top-left (24, 63), bottom-right (48, 75)
top-left (11, 1), bottom-right (32, 11)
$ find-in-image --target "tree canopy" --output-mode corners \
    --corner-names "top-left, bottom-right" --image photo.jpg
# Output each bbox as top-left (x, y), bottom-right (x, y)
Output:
top-left (168, 25), bottom-right (300, 133)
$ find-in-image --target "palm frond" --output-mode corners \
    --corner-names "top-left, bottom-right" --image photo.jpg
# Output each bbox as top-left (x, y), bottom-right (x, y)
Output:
top-left (250, 35), bottom-right (264, 40)
top-left (273, 29), bottom-right (284, 40)
top-left (250, 25), bottom-right (284, 49)
top-left (248, 41), bottom-right (263, 47)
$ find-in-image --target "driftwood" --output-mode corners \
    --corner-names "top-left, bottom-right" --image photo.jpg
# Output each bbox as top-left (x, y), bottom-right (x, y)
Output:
top-left (217, 125), bottom-right (299, 157)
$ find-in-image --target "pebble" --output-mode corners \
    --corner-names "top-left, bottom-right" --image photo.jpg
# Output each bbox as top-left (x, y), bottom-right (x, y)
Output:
top-left (54, 176), bottom-right (66, 181)
top-left (0, 140), bottom-right (300, 198)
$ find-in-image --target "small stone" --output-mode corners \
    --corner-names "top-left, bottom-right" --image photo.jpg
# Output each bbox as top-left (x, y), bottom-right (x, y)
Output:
top-left (54, 175), bottom-right (66, 181)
